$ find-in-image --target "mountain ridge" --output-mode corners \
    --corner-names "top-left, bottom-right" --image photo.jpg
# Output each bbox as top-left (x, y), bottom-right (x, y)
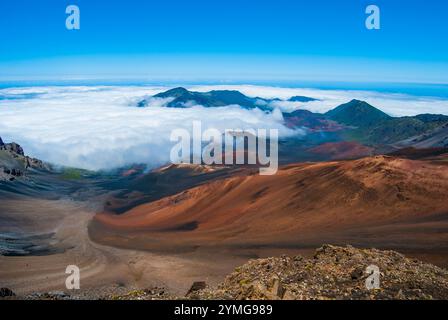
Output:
top-left (138, 87), bottom-right (317, 109)
top-left (138, 88), bottom-right (448, 147)
top-left (324, 100), bottom-right (448, 145)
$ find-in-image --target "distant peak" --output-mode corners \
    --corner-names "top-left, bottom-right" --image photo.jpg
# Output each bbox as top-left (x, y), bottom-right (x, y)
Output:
top-left (325, 99), bottom-right (391, 128)
top-left (167, 87), bottom-right (189, 93)
top-left (154, 87), bottom-right (190, 98)
top-left (328, 99), bottom-right (387, 114)
top-left (289, 95), bottom-right (318, 102)
top-left (346, 99), bottom-right (372, 106)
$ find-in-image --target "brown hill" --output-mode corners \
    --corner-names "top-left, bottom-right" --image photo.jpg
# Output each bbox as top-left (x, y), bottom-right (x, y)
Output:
top-left (90, 155), bottom-right (448, 261)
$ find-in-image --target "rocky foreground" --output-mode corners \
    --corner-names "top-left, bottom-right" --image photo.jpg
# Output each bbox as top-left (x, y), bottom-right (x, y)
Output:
top-left (194, 245), bottom-right (448, 300)
top-left (3, 245), bottom-right (448, 300)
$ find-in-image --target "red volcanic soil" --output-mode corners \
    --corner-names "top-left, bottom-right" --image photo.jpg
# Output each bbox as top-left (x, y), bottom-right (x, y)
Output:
top-left (90, 156), bottom-right (448, 263)
top-left (309, 141), bottom-right (374, 160)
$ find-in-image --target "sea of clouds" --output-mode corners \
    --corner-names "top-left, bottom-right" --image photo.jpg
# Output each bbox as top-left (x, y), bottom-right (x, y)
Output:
top-left (0, 85), bottom-right (447, 170)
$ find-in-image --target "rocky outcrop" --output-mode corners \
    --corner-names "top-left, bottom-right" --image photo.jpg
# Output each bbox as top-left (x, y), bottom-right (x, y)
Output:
top-left (20, 245), bottom-right (446, 300)
top-left (1, 167), bottom-right (24, 181)
top-left (8, 246), bottom-right (448, 300)
top-left (195, 245), bottom-right (448, 300)
top-left (0, 136), bottom-right (49, 181)
top-left (0, 288), bottom-right (16, 298)
top-left (1, 142), bottom-right (24, 156)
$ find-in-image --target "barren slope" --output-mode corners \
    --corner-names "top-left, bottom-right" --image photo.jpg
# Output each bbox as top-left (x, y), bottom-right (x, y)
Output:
top-left (90, 156), bottom-right (448, 259)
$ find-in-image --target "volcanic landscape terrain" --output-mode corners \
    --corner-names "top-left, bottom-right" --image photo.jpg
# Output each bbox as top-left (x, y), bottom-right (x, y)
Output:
top-left (2, 89), bottom-right (448, 298)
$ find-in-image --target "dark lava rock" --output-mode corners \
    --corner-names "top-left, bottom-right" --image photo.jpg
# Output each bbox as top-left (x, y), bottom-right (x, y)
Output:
top-left (0, 288), bottom-right (16, 297)
top-left (187, 281), bottom-right (207, 295)
top-left (351, 266), bottom-right (365, 280)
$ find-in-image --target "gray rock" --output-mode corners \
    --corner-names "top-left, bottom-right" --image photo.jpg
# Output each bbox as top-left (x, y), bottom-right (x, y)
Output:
top-left (0, 137), bottom-right (50, 181)
top-left (4, 142), bottom-right (24, 156)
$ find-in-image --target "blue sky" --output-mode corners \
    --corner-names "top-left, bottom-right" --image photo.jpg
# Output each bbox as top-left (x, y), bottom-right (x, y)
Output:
top-left (0, 0), bottom-right (447, 83)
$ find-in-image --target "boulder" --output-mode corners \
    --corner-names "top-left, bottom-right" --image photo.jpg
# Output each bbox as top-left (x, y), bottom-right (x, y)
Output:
top-left (269, 277), bottom-right (285, 299)
top-left (187, 281), bottom-right (207, 295)
top-left (0, 287), bottom-right (16, 297)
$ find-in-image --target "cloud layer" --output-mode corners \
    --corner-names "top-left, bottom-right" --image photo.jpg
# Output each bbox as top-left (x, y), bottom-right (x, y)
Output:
top-left (0, 86), bottom-right (296, 170)
top-left (1, 84), bottom-right (447, 170)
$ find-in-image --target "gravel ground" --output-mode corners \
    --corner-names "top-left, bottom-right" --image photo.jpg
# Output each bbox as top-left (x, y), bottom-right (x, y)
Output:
top-left (4, 245), bottom-right (448, 300)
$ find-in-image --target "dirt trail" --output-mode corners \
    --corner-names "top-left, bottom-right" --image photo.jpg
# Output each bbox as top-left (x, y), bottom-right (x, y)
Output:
top-left (0, 198), bottom-right (239, 297)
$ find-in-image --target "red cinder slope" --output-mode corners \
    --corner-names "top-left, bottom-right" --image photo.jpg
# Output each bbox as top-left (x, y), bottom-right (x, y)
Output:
top-left (90, 156), bottom-right (448, 253)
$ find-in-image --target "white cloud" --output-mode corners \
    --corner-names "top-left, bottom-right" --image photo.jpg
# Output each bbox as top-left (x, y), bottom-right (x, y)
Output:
top-left (1, 84), bottom-right (447, 170)
top-left (0, 86), bottom-right (298, 170)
